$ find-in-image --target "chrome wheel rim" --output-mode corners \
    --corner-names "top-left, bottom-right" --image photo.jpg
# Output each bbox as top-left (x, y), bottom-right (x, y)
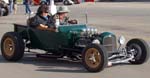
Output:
top-left (85, 48), bottom-right (101, 68)
top-left (3, 37), bottom-right (15, 57)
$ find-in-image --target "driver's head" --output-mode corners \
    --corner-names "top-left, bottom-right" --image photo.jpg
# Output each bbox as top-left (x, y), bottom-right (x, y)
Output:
top-left (57, 6), bottom-right (70, 20)
top-left (37, 5), bottom-right (49, 16)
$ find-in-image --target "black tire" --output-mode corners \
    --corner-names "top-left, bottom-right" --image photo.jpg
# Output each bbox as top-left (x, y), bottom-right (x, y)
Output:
top-left (1, 32), bottom-right (25, 61)
top-left (0, 9), bottom-right (2, 16)
top-left (3, 6), bottom-right (9, 16)
top-left (82, 44), bottom-right (108, 72)
top-left (126, 38), bottom-right (150, 64)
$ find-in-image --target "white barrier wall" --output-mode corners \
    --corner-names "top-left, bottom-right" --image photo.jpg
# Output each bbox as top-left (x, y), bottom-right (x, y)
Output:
top-left (115, 0), bottom-right (150, 1)
top-left (97, 0), bottom-right (150, 1)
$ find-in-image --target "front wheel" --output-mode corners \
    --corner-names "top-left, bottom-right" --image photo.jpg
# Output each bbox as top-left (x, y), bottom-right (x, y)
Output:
top-left (82, 44), bottom-right (108, 72)
top-left (127, 38), bottom-right (150, 64)
top-left (1, 32), bottom-right (25, 61)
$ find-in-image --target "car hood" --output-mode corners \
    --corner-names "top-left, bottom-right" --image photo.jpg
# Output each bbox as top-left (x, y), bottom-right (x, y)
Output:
top-left (58, 24), bottom-right (87, 33)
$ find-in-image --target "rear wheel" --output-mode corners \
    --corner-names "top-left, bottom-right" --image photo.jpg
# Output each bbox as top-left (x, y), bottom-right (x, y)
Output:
top-left (127, 38), bottom-right (150, 64)
top-left (82, 44), bottom-right (108, 72)
top-left (1, 32), bottom-right (24, 61)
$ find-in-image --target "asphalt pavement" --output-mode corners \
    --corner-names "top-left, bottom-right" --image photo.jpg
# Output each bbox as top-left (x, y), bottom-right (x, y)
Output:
top-left (0, 2), bottom-right (150, 78)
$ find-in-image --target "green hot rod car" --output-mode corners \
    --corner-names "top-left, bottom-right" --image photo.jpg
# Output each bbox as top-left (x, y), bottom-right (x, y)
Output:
top-left (1, 24), bottom-right (150, 72)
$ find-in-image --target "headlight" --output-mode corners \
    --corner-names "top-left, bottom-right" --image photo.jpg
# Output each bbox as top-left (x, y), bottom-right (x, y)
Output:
top-left (92, 39), bottom-right (100, 44)
top-left (118, 36), bottom-right (125, 45)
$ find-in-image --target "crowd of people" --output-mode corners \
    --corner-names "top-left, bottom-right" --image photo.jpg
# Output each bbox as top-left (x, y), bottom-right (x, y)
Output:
top-left (0, 0), bottom-right (35, 16)
top-left (9, 0), bottom-right (18, 14)
top-left (3, 0), bottom-right (33, 14)
top-left (1, 0), bottom-right (77, 32)
top-left (1, 0), bottom-right (81, 16)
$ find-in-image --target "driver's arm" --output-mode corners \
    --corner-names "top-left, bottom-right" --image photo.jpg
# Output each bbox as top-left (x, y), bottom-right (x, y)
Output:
top-left (37, 24), bottom-right (56, 32)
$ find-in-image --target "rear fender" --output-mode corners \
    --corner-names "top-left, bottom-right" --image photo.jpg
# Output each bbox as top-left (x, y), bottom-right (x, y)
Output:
top-left (14, 24), bottom-right (28, 39)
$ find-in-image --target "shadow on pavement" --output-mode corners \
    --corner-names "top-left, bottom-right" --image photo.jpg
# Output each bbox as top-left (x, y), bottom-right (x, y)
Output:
top-left (0, 52), bottom-right (135, 73)
top-left (0, 53), bottom-right (88, 73)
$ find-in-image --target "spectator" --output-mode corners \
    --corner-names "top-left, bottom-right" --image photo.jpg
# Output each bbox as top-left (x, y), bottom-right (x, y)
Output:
top-left (13, 0), bottom-right (17, 14)
top-left (23, 0), bottom-right (33, 14)
top-left (9, 0), bottom-right (13, 14)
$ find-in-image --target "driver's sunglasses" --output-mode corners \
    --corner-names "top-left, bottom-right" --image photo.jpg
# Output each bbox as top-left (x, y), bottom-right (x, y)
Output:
top-left (45, 11), bottom-right (49, 13)
top-left (45, 12), bottom-right (49, 13)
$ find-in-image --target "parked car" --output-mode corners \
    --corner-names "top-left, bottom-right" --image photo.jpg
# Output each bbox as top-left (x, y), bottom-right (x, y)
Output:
top-left (1, 23), bottom-right (149, 72)
top-left (0, 0), bottom-right (9, 16)
top-left (63, 0), bottom-right (80, 5)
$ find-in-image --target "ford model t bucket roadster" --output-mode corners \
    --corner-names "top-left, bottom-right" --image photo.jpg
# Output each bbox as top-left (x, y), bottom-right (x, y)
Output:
top-left (1, 24), bottom-right (150, 72)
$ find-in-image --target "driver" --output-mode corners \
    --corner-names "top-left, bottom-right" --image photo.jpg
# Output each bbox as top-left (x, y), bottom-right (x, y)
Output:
top-left (30, 5), bottom-right (56, 32)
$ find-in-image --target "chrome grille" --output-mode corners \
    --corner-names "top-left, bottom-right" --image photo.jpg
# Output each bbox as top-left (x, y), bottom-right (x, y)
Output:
top-left (103, 36), bottom-right (116, 53)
